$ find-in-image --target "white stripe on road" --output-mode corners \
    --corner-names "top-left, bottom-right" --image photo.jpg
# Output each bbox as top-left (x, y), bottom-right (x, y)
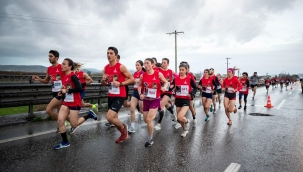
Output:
top-left (224, 163), bottom-right (241, 172)
top-left (0, 114), bottom-right (132, 144)
top-left (289, 92), bottom-right (292, 95)
top-left (277, 99), bottom-right (286, 110)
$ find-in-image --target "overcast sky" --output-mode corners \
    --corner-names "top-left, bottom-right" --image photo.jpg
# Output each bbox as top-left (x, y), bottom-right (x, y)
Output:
top-left (0, 0), bottom-right (302, 76)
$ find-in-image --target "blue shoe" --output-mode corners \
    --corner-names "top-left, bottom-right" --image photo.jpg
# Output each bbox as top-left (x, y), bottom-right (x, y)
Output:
top-left (88, 110), bottom-right (97, 120)
top-left (205, 116), bottom-right (210, 121)
top-left (210, 104), bottom-right (213, 112)
top-left (54, 141), bottom-right (70, 150)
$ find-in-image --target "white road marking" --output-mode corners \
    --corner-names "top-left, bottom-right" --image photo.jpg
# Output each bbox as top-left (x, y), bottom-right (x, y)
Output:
top-left (0, 114), bottom-right (132, 144)
top-left (224, 163), bottom-right (241, 172)
top-left (289, 92), bottom-right (292, 95)
top-left (277, 99), bottom-right (286, 110)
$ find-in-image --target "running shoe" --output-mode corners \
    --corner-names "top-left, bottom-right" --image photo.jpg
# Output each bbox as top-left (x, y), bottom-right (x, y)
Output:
top-left (227, 120), bottom-right (232, 125)
top-left (233, 105), bottom-right (237, 113)
top-left (184, 119), bottom-right (190, 131)
top-left (92, 104), bottom-right (99, 114)
top-left (154, 124), bottom-right (161, 130)
top-left (54, 141), bottom-right (70, 150)
top-left (205, 116), bottom-right (210, 121)
top-left (69, 126), bottom-right (79, 134)
top-left (171, 110), bottom-right (177, 122)
top-left (244, 106), bottom-right (247, 111)
top-left (174, 123), bottom-right (182, 129)
top-left (88, 110), bottom-right (98, 120)
top-left (105, 122), bottom-right (115, 127)
top-left (238, 105), bottom-right (242, 109)
top-left (115, 124), bottom-right (129, 143)
top-left (128, 126), bottom-right (135, 133)
top-left (145, 139), bottom-right (154, 147)
top-left (210, 104), bottom-right (213, 112)
top-left (181, 131), bottom-right (189, 137)
top-left (193, 119), bottom-right (197, 127)
top-left (55, 128), bottom-right (60, 134)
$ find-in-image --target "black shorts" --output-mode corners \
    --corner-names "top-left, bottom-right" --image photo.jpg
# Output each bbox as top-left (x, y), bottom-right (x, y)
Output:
top-left (125, 85), bottom-right (129, 100)
top-left (202, 92), bottom-right (212, 99)
top-left (251, 84), bottom-right (258, 88)
top-left (52, 92), bottom-right (64, 101)
top-left (108, 97), bottom-right (125, 113)
top-left (160, 93), bottom-right (172, 99)
top-left (224, 92), bottom-right (236, 100)
top-left (175, 98), bottom-right (190, 107)
top-left (67, 106), bottom-right (81, 111)
top-left (217, 88), bottom-right (222, 94)
top-left (239, 92), bottom-right (248, 102)
top-left (132, 89), bottom-right (140, 100)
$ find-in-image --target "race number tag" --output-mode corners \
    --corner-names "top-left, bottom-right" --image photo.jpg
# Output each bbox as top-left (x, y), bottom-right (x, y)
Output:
top-left (205, 86), bottom-right (212, 93)
top-left (217, 85), bottom-right (221, 89)
top-left (109, 82), bottom-right (120, 94)
top-left (227, 87), bottom-right (234, 93)
top-left (134, 78), bottom-right (139, 88)
top-left (176, 85), bottom-right (189, 96)
top-left (241, 86), bottom-right (247, 92)
top-left (64, 93), bottom-right (74, 102)
top-left (52, 80), bottom-right (62, 92)
top-left (266, 83), bottom-right (270, 86)
top-left (146, 88), bottom-right (157, 98)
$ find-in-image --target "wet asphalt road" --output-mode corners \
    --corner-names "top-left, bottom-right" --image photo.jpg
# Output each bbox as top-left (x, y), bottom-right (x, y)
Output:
top-left (0, 83), bottom-right (303, 172)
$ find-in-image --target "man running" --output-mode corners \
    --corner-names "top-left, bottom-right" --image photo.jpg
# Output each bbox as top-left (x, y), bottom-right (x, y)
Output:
top-left (271, 77), bottom-right (276, 89)
top-left (101, 47), bottom-right (134, 143)
top-left (250, 72), bottom-right (259, 100)
top-left (238, 72), bottom-right (249, 111)
top-left (280, 77), bottom-right (285, 90)
top-left (285, 78), bottom-right (290, 90)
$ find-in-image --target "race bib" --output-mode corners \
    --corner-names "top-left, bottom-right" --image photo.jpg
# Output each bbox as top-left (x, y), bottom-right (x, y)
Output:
top-left (227, 87), bottom-right (234, 93)
top-left (241, 86), bottom-right (247, 92)
top-left (52, 80), bottom-right (62, 92)
top-left (108, 82), bottom-right (120, 94)
top-left (217, 85), bottom-right (221, 89)
top-left (64, 93), bottom-right (74, 102)
top-left (146, 88), bottom-right (157, 98)
top-left (134, 78), bottom-right (139, 88)
top-left (176, 85), bottom-right (189, 96)
top-left (205, 86), bottom-right (212, 93)
top-left (165, 82), bottom-right (170, 91)
top-left (266, 83), bottom-right (270, 86)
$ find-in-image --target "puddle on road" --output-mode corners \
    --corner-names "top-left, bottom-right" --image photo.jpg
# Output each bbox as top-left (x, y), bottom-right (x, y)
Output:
top-left (248, 113), bottom-right (273, 116)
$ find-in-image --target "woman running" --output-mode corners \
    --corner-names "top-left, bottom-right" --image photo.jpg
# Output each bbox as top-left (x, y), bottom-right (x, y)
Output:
top-left (265, 77), bottom-right (271, 93)
top-left (138, 58), bottom-right (168, 147)
top-left (198, 69), bottom-right (216, 122)
top-left (238, 72), bottom-right (249, 111)
top-left (169, 63), bottom-right (197, 137)
top-left (222, 68), bottom-right (242, 125)
top-left (216, 73), bottom-right (223, 107)
top-left (128, 60), bottom-right (145, 133)
top-left (54, 58), bottom-right (97, 150)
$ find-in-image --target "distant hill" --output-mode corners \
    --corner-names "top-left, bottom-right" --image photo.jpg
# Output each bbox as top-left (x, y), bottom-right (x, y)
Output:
top-left (0, 65), bottom-right (102, 74)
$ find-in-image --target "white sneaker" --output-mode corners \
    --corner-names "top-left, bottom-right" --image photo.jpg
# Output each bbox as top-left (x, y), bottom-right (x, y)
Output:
top-left (184, 119), bottom-right (190, 131)
top-left (171, 110), bottom-right (177, 122)
top-left (181, 130), bottom-right (189, 137)
top-left (213, 110), bottom-right (216, 114)
top-left (193, 119), bottom-right (197, 127)
top-left (154, 123), bottom-right (161, 130)
top-left (174, 123), bottom-right (182, 129)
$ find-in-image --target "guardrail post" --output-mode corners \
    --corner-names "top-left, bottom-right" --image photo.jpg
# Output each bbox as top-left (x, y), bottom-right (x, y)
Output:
top-left (28, 103), bottom-right (34, 118)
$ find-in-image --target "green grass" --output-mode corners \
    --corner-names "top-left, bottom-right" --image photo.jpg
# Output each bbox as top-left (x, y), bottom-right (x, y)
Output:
top-left (0, 106), bottom-right (29, 116)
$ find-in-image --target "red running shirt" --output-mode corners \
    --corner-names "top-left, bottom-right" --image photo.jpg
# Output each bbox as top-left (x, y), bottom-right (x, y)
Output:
top-left (62, 72), bottom-right (82, 107)
top-left (159, 68), bottom-right (173, 94)
top-left (265, 79), bottom-right (271, 86)
top-left (133, 70), bottom-right (144, 90)
top-left (48, 64), bottom-right (64, 92)
top-left (104, 63), bottom-right (127, 98)
top-left (239, 78), bottom-right (249, 94)
top-left (199, 77), bottom-right (214, 93)
top-left (142, 71), bottom-right (161, 99)
top-left (75, 71), bottom-right (87, 89)
top-left (174, 76), bottom-right (192, 100)
top-left (223, 76), bottom-right (242, 93)
top-left (187, 72), bottom-right (196, 82)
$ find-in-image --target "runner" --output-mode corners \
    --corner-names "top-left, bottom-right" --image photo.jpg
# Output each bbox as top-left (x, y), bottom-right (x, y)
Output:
top-left (74, 62), bottom-right (98, 112)
top-left (250, 72), bottom-right (259, 100)
top-left (169, 63), bottom-right (197, 137)
top-left (209, 68), bottom-right (219, 114)
top-left (280, 77), bottom-right (285, 90)
top-left (32, 50), bottom-right (64, 132)
top-left (128, 60), bottom-right (145, 133)
top-left (216, 73), bottom-right (223, 107)
top-left (154, 58), bottom-right (176, 130)
top-left (101, 47), bottom-right (134, 143)
top-left (54, 58), bottom-right (97, 150)
top-left (222, 68), bottom-right (242, 125)
top-left (265, 77), bottom-right (271, 94)
top-left (271, 77), bottom-right (276, 89)
top-left (152, 57), bottom-right (160, 72)
top-left (238, 72), bottom-right (249, 111)
top-left (285, 77), bottom-right (290, 90)
top-left (138, 58), bottom-right (168, 147)
top-left (275, 76), bottom-right (279, 88)
top-left (198, 69), bottom-right (216, 121)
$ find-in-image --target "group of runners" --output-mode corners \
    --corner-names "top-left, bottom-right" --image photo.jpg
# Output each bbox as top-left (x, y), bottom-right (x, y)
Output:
top-left (34, 47), bottom-right (293, 150)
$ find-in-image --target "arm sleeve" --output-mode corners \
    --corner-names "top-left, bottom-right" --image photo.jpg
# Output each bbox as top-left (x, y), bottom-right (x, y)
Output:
top-left (67, 75), bottom-right (83, 93)
top-left (169, 79), bottom-right (175, 91)
top-left (247, 79), bottom-right (250, 86)
top-left (190, 78), bottom-right (198, 97)
top-left (212, 77), bottom-right (218, 90)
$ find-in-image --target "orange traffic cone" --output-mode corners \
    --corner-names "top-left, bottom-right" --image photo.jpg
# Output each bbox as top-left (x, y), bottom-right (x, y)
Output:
top-left (264, 95), bottom-right (274, 108)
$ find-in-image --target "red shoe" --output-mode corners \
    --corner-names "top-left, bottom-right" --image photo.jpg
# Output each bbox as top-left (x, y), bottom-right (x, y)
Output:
top-left (115, 124), bottom-right (129, 143)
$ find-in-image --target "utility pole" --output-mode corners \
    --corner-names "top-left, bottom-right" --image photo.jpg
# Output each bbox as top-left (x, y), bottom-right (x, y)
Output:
top-left (167, 30), bottom-right (184, 72)
top-left (226, 57), bottom-right (231, 74)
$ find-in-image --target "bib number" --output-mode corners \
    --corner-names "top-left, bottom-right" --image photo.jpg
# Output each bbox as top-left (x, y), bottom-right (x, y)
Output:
top-left (227, 87), bottom-right (234, 93)
top-left (52, 80), bottom-right (62, 92)
top-left (217, 85), bottom-right (221, 89)
top-left (241, 86), bottom-right (247, 92)
top-left (109, 82), bottom-right (120, 94)
top-left (146, 88), bottom-right (157, 98)
top-left (176, 85), bottom-right (189, 96)
top-left (205, 86), bottom-right (212, 93)
top-left (64, 93), bottom-right (74, 102)
top-left (134, 78), bottom-right (139, 88)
